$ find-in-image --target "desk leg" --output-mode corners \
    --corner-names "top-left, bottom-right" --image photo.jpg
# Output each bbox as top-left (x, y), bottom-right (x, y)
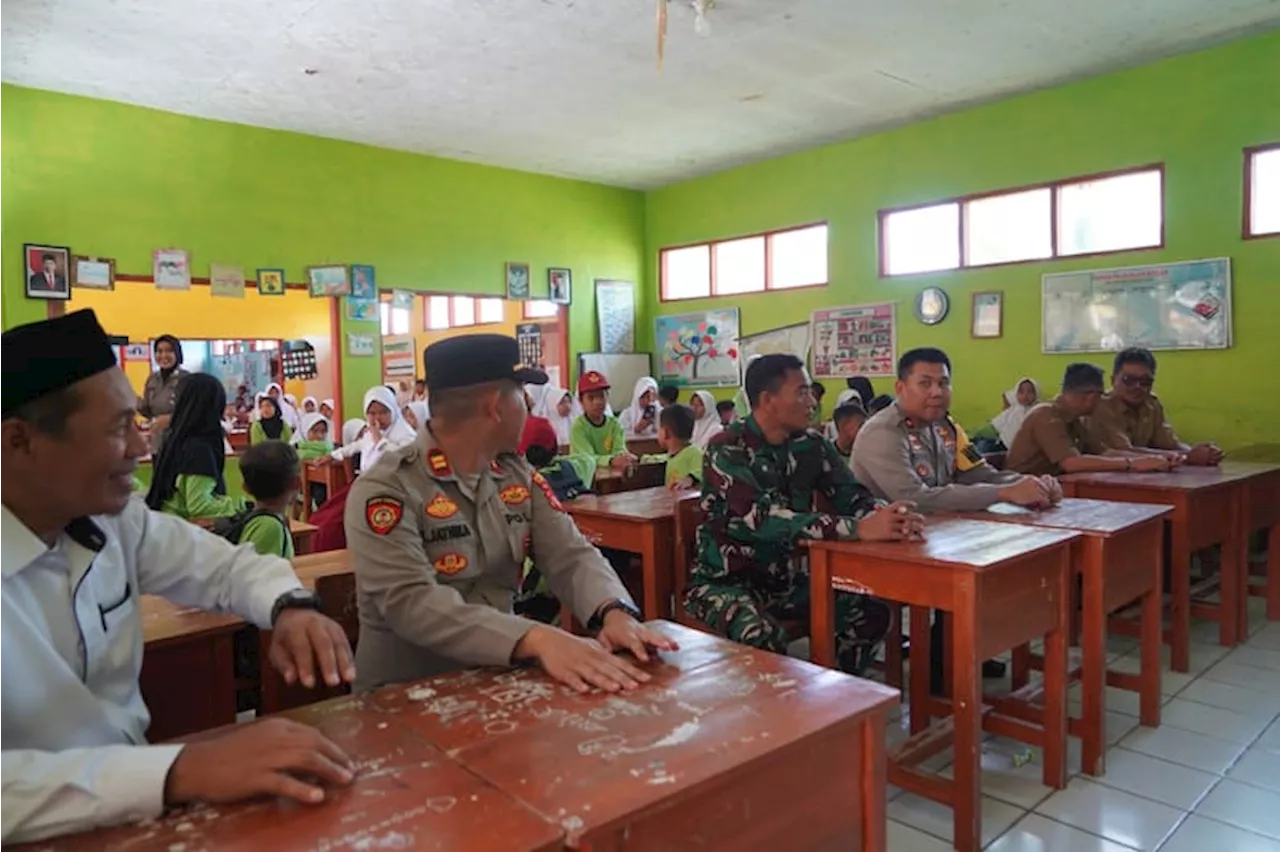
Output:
top-left (1043, 547), bottom-right (1070, 790)
top-left (909, 606), bottom-right (932, 736)
top-left (808, 548), bottom-right (836, 669)
top-left (1169, 518), bottom-right (1192, 673)
top-left (1139, 522), bottom-right (1163, 728)
top-left (1222, 492), bottom-right (1245, 648)
top-left (952, 593), bottom-right (981, 852)
top-left (861, 711), bottom-right (889, 852)
top-left (640, 522), bottom-right (674, 621)
top-left (1080, 538), bottom-right (1106, 777)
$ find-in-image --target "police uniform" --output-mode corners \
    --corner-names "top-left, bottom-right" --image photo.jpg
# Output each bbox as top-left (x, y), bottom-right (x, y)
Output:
top-left (1, 310), bottom-right (308, 844)
top-left (345, 335), bottom-right (635, 692)
top-left (852, 401), bottom-right (1022, 512)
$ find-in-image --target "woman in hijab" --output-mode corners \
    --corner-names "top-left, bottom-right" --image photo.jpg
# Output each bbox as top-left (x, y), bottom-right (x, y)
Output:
top-left (689, 390), bottom-right (723, 449)
top-left (845, 376), bottom-right (875, 410)
top-left (138, 334), bottom-right (189, 452)
top-left (265, 382), bottom-right (301, 432)
top-left (331, 386), bottom-right (417, 474)
top-left (618, 376), bottom-right (660, 439)
top-left (401, 400), bottom-right (430, 432)
top-left (341, 418), bottom-right (366, 447)
top-left (825, 388), bottom-right (863, 440)
top-left (250, 395), bottom-right (293, 444)
top-left (145, 373), bottom-right (246, 519)
top-left (991, 377), bottom-right (1041, 448)
top-left (535, 385), bottom-right (578, 446)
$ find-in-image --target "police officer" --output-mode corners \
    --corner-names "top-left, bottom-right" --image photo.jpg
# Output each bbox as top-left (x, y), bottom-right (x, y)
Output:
top-left (853, 347), bottom-right (1060, 513)
top-left (345, 334), bottom-right (676, 694)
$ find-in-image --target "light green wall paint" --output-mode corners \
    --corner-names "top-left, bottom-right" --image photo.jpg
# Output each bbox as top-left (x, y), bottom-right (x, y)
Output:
top-left (646, 32), bottom-right (1280, 454)
top-left (2, 86), bottom-right (644, 419)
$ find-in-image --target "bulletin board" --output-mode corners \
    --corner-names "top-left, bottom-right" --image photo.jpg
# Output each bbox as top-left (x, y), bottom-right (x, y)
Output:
top-left (810, 302), bottom-right (896, 378)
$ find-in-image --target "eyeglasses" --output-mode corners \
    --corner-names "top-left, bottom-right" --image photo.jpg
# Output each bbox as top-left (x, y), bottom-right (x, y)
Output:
top-left (1118, 373), bottom-right (1155, 389)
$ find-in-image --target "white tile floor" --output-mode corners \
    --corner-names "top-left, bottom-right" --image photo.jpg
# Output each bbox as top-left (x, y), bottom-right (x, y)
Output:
top-left (880, 598), bottom-right (1280, 851)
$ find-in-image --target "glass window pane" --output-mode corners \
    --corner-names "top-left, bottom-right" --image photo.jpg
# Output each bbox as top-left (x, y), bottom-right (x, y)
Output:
top-left (391, 308), bottom-right (410, 336)
top-left (379, 302), bottom-right (392, 336)
top-left (1057, 169), bottom-right (1162, 256)
top-left (769, 224), bottom-right (828, 289)
top-left (964, 188), bottom-right (1052, 266)
top-left (882, 203), bottom-right (960, 275)
top-left (712, 236), bottom-right (765, 295)
top-left (452, 296), bottom-right (475, 327)
top-left (426, 295), bottom-right (451, 330)
top-left (524, 300), bottom-right (559, 319)
top-left (1250, 148), bottom-right (1280, 236)
top-left (662, 245), bottom-right (711, 300)
top-left (478, 297), bottom-right (505, 324)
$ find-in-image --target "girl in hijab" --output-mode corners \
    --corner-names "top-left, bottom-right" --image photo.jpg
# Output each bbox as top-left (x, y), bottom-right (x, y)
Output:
top-left (145, 373), bottom-right (246, 519)
top-left (331, 386), bottom-right (417, 474)
top-left (341, 418), bottom-right (367, 447)
top-left (990, 377), bottom-right (1041, 448)
top-left (825, 388), bottom-right (863, 441)
top-left (250, 395), bottom-right (293, 444)
top-left (401, 400), bottom-right (430, 432)
top-left (618, 376), bottom-right (660, 439)
top-left (320, 398), bottom-right (336, 421)
top-left (301, 396), bottom-right (318, 414)
top-left (265, 382), bottom-right (301, 432)
top-left (294, 412), bottom-right (334, 459)
top-left (689, 390), bottom-right (722, 449)
top-left (536, 385), bottom-right (578, 446)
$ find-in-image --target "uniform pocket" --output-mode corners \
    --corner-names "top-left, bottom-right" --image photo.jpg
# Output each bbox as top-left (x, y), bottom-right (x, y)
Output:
top-left (98, 580), bottom-right (134, 633)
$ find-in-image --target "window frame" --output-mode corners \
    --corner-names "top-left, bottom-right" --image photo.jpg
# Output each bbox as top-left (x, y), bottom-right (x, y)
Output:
top-left (658, 221), bottom-right (829, 303)
top-left (419, 293), bottom-right (506, 330)
top-left (1244, 143), bottom-right (1280, 240)
top-left (877, 163), bottom-right (1165, 277)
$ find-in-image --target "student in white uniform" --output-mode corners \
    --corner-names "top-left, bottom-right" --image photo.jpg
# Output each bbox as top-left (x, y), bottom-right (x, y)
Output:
top-left (617, 376), bottom-right (660, 439)
top-left (0, 310), bottom-right (358, 844)
top-left (330, 386), bottom-right (416, 474)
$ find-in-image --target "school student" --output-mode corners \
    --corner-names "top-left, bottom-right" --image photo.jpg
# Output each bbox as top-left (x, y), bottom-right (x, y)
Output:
top-left (689, 390), bottom-right (723, 449)
top-left (533, 384), bottom-right (578, 446)
top-left (145, 373), bottom-right (247, 519)
top-left (238, 441), bottom-right (302, 558)
top-left (251, 395), bottom-right (293, 445)
top-left (570, 371), bottom-right (635, 471)
top-left (658, 404), bottom-right (703, 490)
top-left (301, 396), bottom-right (319, 414)
top-left (831, 400), bottom-right (868, 464)
top-left (295, 413), bottom-right (334, 460)
top-left (401, 401), bottom-right (429, 432)
top-left (265, 382), bottom-right (301, 432)
top-left (618, 376), bottom-right (660, 439)
top-left (716, 399), bottom-right (738, 425)
top-left (657, 383), bottom-right (679, 410)
top-left (808, 382), bottom-right (827, 426)
top-left (989, 377), bottom-right (1041, 449)
top-left (330, 386), bottom-right (416, 475)
top-left (319, 398), bottom-right (335, 421)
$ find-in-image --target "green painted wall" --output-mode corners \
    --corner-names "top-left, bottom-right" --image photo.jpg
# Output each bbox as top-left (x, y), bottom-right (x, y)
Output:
top-left (645, 32), bottom-right (1280, 454)
top-left (2, 86), bottom-right (645, 420)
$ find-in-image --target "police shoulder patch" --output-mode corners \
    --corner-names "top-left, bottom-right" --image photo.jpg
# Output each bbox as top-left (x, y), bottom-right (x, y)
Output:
top-left (365, 496), bottom-right (404, 535)
top-left (426, 448), bottom-right (452, 476)
top-left (531, 470), bottom-right (564, 511)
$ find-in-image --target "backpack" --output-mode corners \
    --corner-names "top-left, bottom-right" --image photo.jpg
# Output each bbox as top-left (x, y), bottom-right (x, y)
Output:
top-left (538, 460), bottom-right (592, 502)
top-left (211, 506), bottom-right (291, 556)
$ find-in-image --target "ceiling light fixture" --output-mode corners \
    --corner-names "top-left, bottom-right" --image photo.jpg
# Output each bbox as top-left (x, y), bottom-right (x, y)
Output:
top-left (657, 0), bottom-right (715, 69)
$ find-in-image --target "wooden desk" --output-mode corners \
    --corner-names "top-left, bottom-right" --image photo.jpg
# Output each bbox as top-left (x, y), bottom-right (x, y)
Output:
top-left (27, 701), bottom-right (565, 852)
top-left (301, 457), bottom-right (351, 520)
top-left (1227, 461), bottom-right (1280, 621)
top-left (371, 621), bottom-right (898, 851)
top-left (288, 517), bottom-right (319, 554)
top-left (593, 460), bottom-right (665, 494)
top-left (628, 437), bottom-right (663, 456)
top-left (139, 596), bottom-right (245, 742)
top-left (1060, 466), bottom-right (1256, 671)
top-left (948, 499), bottom-right (1170, 775)
top-left (807, 518), bottom-right (1078, 852)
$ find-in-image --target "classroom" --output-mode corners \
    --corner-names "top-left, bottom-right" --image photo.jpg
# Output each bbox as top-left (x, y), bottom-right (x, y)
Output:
top-left (2, 4), bottom-right (1279, 851)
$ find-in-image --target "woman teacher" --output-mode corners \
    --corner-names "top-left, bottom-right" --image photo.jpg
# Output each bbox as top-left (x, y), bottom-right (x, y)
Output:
top-left (138, 334), bottom-right (188, 451)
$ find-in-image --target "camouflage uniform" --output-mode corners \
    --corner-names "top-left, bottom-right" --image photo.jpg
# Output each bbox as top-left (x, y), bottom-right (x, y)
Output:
top-left (684, 416), bottom-right (890, 675)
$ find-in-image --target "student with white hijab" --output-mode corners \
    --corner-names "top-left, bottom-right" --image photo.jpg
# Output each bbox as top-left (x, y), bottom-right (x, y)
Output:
top-left (264, 382), bottom-right (301, 432)
top-left (991, 377), bottom-right (1041, 448)
top-left (618, 376), bottom-right (660, 439)
top-left (532, 384), bottom-right (579, 445)
top-left (689, 390), bottom-right (722, 449)
top-left (401, 401), bottom-right (430, 432)
top-left (824, 388), bottom-right (863, 441)
top-left (331, 386), bottom-right (416, 474)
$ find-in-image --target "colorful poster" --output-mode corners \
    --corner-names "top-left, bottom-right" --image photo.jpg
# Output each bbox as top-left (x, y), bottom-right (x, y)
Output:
top-left (656, 308), bottom-right (741, 388)
top-left (811, 302), bottom-right (896, 379)
top-left (381, 335), bottom-right (416, 378)
top-left (209, 263), bottom-right (245, 298)
top-left (1042, 257), bottom-right (1231, 353)
top-left (153, 248), bottom-right (191, 290)
top-left (516, 323), bottom-right (543, 368)
top-left (595, 280), bottom-right (635, 353)
top-left (391, 289), bottom-right (414, 311)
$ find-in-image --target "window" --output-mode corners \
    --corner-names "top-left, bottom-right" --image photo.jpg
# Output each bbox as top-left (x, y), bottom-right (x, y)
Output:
top-left (380, 302), bottom-right (411, 336)
top-left (422, 294), bottom-right (506, 330)
top-left (879, 165), bottom-right (1163, 276)
top-left (524, 300), bottom-right (559, 319)
top-left (1246, 145), bottom-right (1280, 237)
top-left (426, 296), bottom-right (451, 330)
top-left (660, 223), bottom-right (828, 301)
top-left (479, 298), bottom-right (505, 324)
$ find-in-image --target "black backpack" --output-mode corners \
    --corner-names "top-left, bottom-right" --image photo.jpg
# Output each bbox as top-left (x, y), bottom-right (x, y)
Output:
top-left (538, 460), bottom-right (592, 502)
top-left (211, 506), bottom-right (290, 556)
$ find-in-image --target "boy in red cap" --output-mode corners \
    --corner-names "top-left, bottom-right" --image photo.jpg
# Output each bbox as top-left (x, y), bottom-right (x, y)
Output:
top-left (570, 370), bottom-right (635, 471)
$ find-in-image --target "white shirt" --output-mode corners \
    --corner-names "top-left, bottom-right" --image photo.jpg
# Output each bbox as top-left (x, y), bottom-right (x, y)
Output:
top-left (1, 499), bottom-right (302, 844)
top-left (330, 420), bottom-right (416, 474)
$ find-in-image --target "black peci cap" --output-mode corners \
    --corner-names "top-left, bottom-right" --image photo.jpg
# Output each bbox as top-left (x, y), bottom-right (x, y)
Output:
top-left (2, 309), bottom-right (119, 418)
top-left (424, 334), bottom-right (547, 393)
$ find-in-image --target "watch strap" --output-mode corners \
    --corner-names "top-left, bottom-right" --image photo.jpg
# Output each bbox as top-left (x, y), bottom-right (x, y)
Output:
top-left (588, 599), bottom-right (642, 632)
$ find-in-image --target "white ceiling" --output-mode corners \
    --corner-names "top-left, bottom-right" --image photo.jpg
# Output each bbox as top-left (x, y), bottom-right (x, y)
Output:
top-left (4, 0), bottom-right (1278, 189)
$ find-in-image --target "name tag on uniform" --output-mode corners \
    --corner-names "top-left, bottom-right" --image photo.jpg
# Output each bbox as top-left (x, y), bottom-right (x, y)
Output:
top-left (424, 523), bottom-right (472, 544)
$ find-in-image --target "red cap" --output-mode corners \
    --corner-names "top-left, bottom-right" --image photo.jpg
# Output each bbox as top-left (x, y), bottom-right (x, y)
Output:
top-left (518, 415), bottom-right (559, 455)
top-left (577, 370), bottom-right (610, 395)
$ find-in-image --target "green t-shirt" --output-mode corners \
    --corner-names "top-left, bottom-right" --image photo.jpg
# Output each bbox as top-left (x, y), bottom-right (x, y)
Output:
top-left (569, 413), bottom-right (627, 466)
top-left (250, 421), bottom-right (293, 445)
top-left (240, 512), bottom-right (294, 558)
top-left (161, 473), bottom-right (248, 520)
top-left (665, 444), bottom-right (704, 486)
top-left (295, 439), bottom-right (334, 460)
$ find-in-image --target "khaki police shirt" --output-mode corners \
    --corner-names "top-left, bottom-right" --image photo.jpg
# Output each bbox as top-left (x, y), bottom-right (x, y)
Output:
top-left (852, 402), bottom-right (1021, 513)
top-left (1005, 398), bottom-right (1106, 476)
top-left (1091, 392), bottom-right (1183, 452)
top-left (344, 428), bottom-right (633, 691)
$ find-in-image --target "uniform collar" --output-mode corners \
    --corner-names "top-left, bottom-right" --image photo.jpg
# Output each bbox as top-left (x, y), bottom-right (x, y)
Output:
top-left (419, 426), bottom-right (509, 482)
top-left (1051, 395), bottom-right (1083, 424)
top-left (1, 504), bottom-right (106, 579)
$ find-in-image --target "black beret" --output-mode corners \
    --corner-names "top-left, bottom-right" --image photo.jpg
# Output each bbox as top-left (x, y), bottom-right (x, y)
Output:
top-left (2, 309), bottom-right (118, 418)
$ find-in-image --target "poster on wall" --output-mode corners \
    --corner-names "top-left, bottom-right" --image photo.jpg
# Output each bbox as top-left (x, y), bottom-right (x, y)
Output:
top-left (382, 335), bottom-right (416, 378)
top-left (811, 302), bottom-right (896, 379)
top-left (1042, 257), bottom-right (1232, 354)
top-left (656, 308), bottom-right (741, 388)
top-left (153, 248), bottom-right (191, 290)
top-left (516, 323), bottom-right (543, 369)
top-left (391, 289), bottom-right (415, 311)
top-left (209, 263), bottom-right (245, 298)
top-left (737, 322), bottom-right (812, 376)
top-left (595, 280), bottom-right (636, 353)
top-left (347, 333), bottom-right (376, 357)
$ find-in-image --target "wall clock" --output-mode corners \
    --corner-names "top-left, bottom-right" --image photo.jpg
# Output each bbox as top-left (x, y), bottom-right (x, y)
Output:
top-left (914, 287), bottom-right (950, 325)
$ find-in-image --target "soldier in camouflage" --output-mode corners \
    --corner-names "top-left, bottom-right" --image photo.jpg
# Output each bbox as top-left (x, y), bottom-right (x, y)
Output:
top-left (685, 354), bottom-right (925, 675)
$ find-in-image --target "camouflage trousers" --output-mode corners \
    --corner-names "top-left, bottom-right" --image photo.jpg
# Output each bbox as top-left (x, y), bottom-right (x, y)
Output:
top-left (685, 580), bottom-right (891, 676)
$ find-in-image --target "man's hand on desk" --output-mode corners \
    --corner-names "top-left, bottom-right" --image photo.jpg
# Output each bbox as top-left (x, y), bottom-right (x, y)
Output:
top-left (269, 609), bottom-right (357, 689)
top-left (166, 718), bottom-right (355, 807)
top-left (856, 501), bottom-right (925, 542)
top-left (999, 476), bottom-right (1053, 509)
top-left (1185, 443), bottom-right (1224, 466)
top-left (596, 608), bottom-right (679, 663)
top-left (513, 624), bottom-right (653, 693)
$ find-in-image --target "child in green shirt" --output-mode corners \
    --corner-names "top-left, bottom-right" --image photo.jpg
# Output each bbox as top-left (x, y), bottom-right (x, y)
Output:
top-left (250, 396), bottom-right (293, 445)
top-left (294, 413), bottom-right (334, 460)
top-left (237, 440), bottom-right (301, 558)
top-left (659, 403), bottom-right (703, 490)
top-left (145, 373), bottom-right (247, 520)
top-left (569, 369), bottom-right (635, 472)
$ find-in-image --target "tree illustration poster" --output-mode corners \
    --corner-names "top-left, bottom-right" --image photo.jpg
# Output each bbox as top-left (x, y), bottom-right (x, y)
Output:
top-left (656, 309), bottom-right (741, 388)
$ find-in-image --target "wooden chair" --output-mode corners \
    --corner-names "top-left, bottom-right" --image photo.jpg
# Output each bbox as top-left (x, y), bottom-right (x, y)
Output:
top-left (301, 457), bottom-right (353, 520)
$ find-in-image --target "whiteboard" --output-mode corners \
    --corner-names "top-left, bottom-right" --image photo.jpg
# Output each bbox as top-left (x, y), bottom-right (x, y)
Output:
top-left (578, 353), bottom-right (653, 414)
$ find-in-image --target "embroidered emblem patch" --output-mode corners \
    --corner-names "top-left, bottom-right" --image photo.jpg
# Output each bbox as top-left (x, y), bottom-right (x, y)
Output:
top-left (427, 448), bottom-right (452, 476)
top-left (425, 493), bottom-right (458, 519)
top-left (531, 470), bottom-right (564, 511)
top-left (500, 485), bottom-right (531, 505)
top-left (365, 497), bottom-right (404, 535)
top-left (915, 463), bottom-right (932, 479)
top-left (603, 436), bottom-right (614, 452)
top-left (433, 552), bottom-right (469, 576)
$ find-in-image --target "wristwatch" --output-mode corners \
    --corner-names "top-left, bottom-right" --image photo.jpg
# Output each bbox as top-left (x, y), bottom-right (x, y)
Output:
top-left (270, 589), bottom-right (322, 626)
top-left (588, 599), bottom-right (643, 632)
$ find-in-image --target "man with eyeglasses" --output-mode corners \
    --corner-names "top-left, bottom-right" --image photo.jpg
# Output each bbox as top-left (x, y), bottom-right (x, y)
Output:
top-left (1093, 348), bottom-right (1224, 466)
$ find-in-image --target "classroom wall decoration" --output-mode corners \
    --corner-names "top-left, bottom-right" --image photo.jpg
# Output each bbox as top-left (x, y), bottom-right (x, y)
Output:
top-left (595, 279), bottom-right (636, 353)
top-left (72, 255), bottom-right (115, 291)
top-left (737, 322), bottom-right (812, 372)
top-left (548, 268), bottom-right (572, 304)
top-left (1042, 257), bottom-right (1232, 353)
top-left (209, 263), bottom-right (245, 298)
top-left (656, 308), bottom-right (741, 388)
top-left (256, 268), bottom-right (285, 296)
top-left (345, 264), bottom-right (378, 321)
top-left (811, 302), bottom-right (896, 378)
top-left (391, 289), bottom-right (414, 311)
top-left (281, 339), bottom-right (319, 380)
top-left (153, 248), bottom-right (191, 290)
top-left (381, 335), bottom-right (416, 378)
top-left (516, 322), bottom-right (543, 368)
top-left (971, 291), bottom-right (1003, 339)
top-left (23, 243), bottom-right (71, 300)
top-left (506, 262), bottom-right (531, 300)
top-left (308, 264), bottom-right (350, 297)
top-left (347, 332), bottom-right (375, 357)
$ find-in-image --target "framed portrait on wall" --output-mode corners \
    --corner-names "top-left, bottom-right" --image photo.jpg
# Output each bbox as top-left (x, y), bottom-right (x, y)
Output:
top-left (308, 264), bottom-right (351, 297)
top-left (257, 268), bottom-right (286, 296)
top-left (72, 255), bottom-right (116, 291)
top-left (506, 262), bottom-right (531, 300)
top-left (24, 243), bottom-right (72, 300)
top-left (548, 267), bottom-right (571, 304)
top-left (971, 291), bottom-right (1004, 339)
